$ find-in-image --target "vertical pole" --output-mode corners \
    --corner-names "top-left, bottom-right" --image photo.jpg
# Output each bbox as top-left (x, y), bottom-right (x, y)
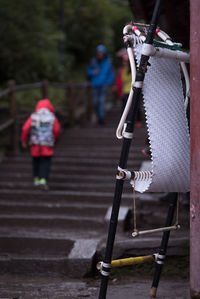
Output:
top-left (190, 1), bottom-right (200, 298)
top-left (8, 80), bottom-right (17, 151)
top-left (150, 193), bottom-right (178, 297)
top-left (86, 84), bottom-right (92, 122)
top-left (98, 140), bottom-right (131, 299)
top-left (67, 84), bottom-right (75, 126)
top-left (41, 80), bottom-right (49, 99)
top-left (98, 1), bottom-right (162, 298)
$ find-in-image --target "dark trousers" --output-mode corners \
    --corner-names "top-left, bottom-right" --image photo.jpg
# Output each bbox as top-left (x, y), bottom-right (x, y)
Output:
top-left (91, 85), bottom-right (107, 121)
top-left (32, 156), bottom-right (51, 180)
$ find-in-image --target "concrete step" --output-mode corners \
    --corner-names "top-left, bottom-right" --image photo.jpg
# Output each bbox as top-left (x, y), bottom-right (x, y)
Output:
top-left (0, 229), bottom-right (102, 277)
top-left (8, 150), bottom-right (146, 161)
top-left (57, 127), bottom-right (147, 139)
top-left (0, 181), bottom-right (132, 192)
top-left (0, 200), bottom-right (108, 216)
top-left (0, 214), bottom-right (108, 231)
top-left (0, 108), bottom-right (155, 279)
top-left (0, 162), bottom-right (142, 175)
top-left (0, 188), bottom-right (134, 205)
top-left (0, 237), bottom-right (101, 277)
top-left (0, 236), bottom-right (74, 256)
top-left (0, 188), bottom-right (160, 205)
top-left (54, 145), bottom-right (145, 153)
top-left (0, 172), bottom-right (114, 183)
top-left (0, 155), bottom-right (143, 167)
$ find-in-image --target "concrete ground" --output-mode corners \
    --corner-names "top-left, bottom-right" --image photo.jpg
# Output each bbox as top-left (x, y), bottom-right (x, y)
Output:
top-left (0, 274), bottom-right (190, 299)
top-left (0, 104), bottom-right (191, 299)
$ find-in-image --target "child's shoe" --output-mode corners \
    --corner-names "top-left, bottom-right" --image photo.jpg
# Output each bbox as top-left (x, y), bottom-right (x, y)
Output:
top-left (33, 177), bottom-right (40, 186)
top-left (39, 178), bottom-right (48, 190)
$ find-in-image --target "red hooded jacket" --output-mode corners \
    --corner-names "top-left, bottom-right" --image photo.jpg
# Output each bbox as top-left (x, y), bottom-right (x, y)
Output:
top-left (21, 99), bottom-right (61, 157)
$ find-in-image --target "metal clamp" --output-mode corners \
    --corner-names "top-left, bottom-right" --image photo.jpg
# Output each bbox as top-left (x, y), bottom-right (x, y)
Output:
top-left (116, 166), bottom-right (133, 180)
top-left (96, 261), bottom-right (111, 277)
top-left (153, 253), bottom-right (166, 265)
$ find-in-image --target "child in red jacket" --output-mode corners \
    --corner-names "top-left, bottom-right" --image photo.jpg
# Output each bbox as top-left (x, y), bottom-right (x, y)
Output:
top-left (21, 99), bottom-right (61, 189)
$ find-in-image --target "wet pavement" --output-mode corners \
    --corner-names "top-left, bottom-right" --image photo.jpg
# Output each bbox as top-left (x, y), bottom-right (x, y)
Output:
top-left (0, 274), bottom-right (190, 298)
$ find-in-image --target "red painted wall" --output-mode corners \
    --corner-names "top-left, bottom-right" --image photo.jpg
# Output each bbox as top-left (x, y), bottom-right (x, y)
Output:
top-left (190, 0), bottom-right (200, 298)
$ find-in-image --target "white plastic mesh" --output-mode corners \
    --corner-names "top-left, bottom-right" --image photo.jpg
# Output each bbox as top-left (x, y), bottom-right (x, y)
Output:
top-left (133, 44), bottom-right (190, 193)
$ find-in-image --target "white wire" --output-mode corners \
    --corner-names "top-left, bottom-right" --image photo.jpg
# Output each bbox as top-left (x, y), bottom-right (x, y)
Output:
top-left (116, 25), bottom-right (190, 140)
top-left (180, 62), bottom-right (190, 109)
top-left (116, 47), bottom-right (136, 139)
top-left (156, 30), bottom-right (190, 109)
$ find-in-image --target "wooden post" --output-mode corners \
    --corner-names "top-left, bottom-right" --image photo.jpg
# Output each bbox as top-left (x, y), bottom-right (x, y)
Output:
top-left (66, 84), bottom-right (75, 126)
top-left (9, 80), bottom-right (16, 119)
top-left (41, 80), bottom-right (49, 99)
top-left (190, 1), bottom-right (200, 298)
top-left (86, 84), bottom-right (93, 121)
top-left (8, 80), bottom-right (17, 152)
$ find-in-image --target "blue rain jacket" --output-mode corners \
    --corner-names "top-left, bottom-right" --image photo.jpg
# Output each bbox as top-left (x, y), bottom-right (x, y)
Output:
top-left (86, 45), bottom-right (114, 87)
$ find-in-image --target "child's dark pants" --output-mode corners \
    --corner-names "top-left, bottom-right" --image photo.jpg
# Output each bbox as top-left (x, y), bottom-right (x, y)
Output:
top-left (32, 156), bottom-right (51, 180)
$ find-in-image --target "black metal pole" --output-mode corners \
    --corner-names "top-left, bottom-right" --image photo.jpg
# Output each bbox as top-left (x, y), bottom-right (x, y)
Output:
top-left (98, 1), bottom-right (162, 298)
top-left (98, 138), bottom-right (131, 299)
top-left (150, 193), bottom-right (178, 298)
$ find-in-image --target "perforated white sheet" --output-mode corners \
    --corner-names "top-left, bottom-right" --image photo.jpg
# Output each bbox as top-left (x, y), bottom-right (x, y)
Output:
top-left (133, 44), bottom-right (190, 193)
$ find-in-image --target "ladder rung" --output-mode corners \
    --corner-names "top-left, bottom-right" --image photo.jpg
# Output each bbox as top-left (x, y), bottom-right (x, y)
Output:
top-left (132, 225), bottom-right (180, 237)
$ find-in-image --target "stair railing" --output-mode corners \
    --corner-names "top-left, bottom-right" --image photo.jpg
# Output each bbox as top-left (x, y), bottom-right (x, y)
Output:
top-left (0, 80), bottom-right (94, 152)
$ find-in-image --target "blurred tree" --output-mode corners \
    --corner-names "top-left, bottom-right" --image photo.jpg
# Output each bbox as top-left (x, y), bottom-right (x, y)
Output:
top-left (128, 0), bottom-right (189, 49)
top-left (63, 0), bottom-right (132, 78)
top-left (0, 0), bottom-right (132, 84)
top-left (0, 0), bottom-right (67, 84)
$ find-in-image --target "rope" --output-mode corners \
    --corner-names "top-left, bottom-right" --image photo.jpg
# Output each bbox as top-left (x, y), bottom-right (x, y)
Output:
top-left (132, 178), bottom-right (137, 234)
top-left (132, 225), bottom-right (180, 237)
top-left (131, 192), bottom-right (180, 238)
top-left (175, 193), bottom-right (180, 225)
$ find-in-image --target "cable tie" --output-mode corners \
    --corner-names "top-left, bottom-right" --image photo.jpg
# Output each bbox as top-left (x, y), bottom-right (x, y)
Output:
top-left (133, 81), bottom-right (143, 88)
top-left (100, 262), bottom-right (111, 276)
top-left (123, 131), bottom-right (133, 139)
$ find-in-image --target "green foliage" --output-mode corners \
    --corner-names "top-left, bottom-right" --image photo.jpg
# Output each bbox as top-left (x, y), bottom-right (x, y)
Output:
top-left (15, 87), bottom-right (66, 111)
top-left (0, 0), bottom-right (132, 84)
top-left (0, 0), bottom-right (68, 84)
top-left (64, 0), bottom-right (132, 64)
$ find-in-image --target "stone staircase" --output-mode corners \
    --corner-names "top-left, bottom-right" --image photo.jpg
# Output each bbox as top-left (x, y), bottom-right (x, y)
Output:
top-left (0, 103), bottom-right (189, 278)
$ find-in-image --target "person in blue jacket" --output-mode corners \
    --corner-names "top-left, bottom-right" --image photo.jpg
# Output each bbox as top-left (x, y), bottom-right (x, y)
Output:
top-left (86, 45), bottom-right (114, 124)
